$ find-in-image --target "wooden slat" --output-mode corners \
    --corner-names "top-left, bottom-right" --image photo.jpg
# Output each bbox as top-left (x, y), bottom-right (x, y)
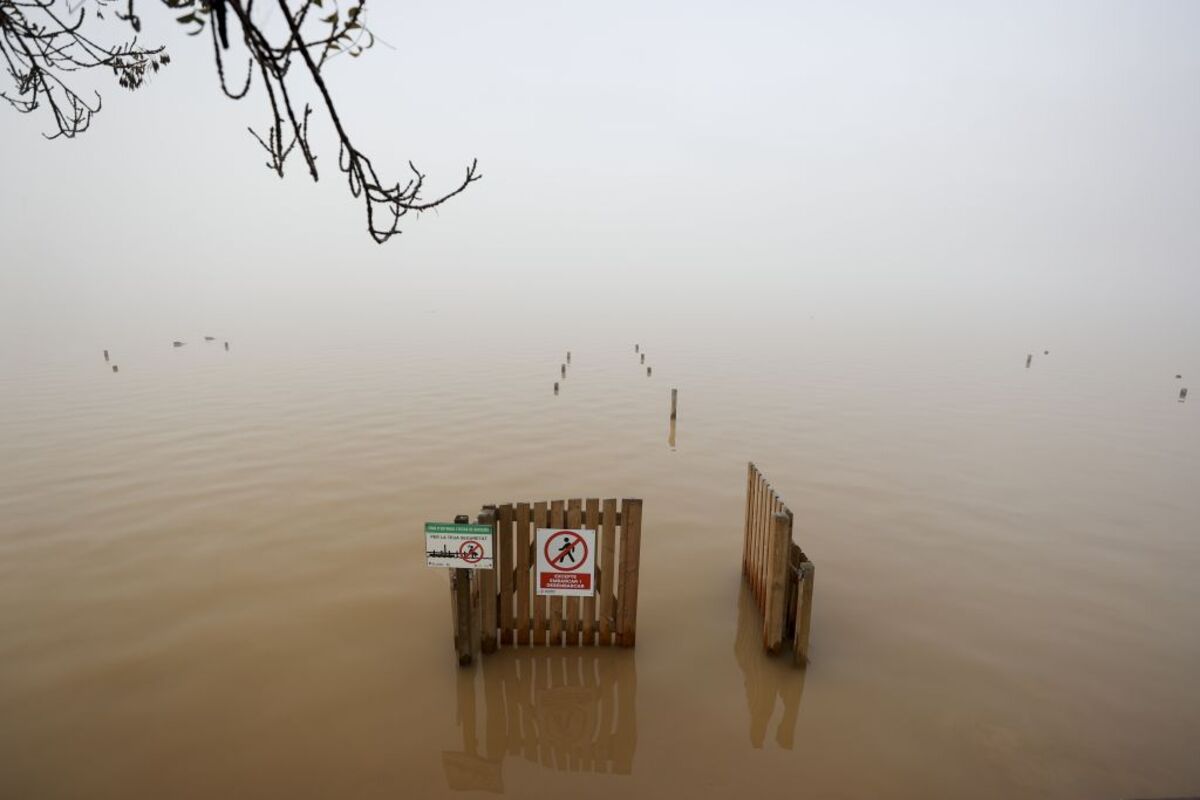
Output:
top-left (745, 465), bottom-right (755, 583)
top-left (533, 501), bottom-right (548, 645)
top-left (548, 500), bottom-right (565, 645)
top-left (743, 462), bottom-right (754, 577)
top-left (748, 465), bottom-right (758, 592)
top-left (599, 498), bottom-right (617, 646)
top-left (756, 475), bottom-right (768, 605)
top-left (582, 498), bottom-right (600, 645)
top-left (617, 499), bottom-right (643, 647)
top-left (496, 510), bottom-right (516, 647)
top-left (764, 511), bottom-right (791, 652)
top-left (480, 507), bottom-right (500, 654)
top-left (565, 498), bottom-right (583, 645)
top-left (763, 491), bottom-right (779, 611)
top-left (515, 502), bottom-right (532, 646)
top-left (753, 474), bottom-right (763, 606)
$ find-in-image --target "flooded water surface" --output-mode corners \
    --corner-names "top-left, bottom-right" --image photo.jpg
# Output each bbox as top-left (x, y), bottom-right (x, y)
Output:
top-left (1, 306), bottom-right (1197, 799)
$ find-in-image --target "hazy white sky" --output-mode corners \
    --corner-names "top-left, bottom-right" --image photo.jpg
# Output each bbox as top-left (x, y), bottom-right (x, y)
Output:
top-left (1, 1), bottom-right (1198, 356)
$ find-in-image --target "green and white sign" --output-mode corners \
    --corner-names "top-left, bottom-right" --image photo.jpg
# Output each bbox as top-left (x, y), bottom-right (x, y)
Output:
top-left (426, 522), bottom-right (494, 569)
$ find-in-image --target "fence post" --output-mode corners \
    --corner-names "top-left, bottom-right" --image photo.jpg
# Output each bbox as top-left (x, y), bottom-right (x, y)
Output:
top-left (793, 563), bottom-right (814, 665)
top-left (451, 516), bottom-right (474, 665)
top-left (763, 512), bottom-right (791, 653)
top-left (618, 498), bottom-right (643, 647)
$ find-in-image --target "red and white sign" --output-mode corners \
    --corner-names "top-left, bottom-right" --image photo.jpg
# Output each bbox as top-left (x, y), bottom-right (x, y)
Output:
top-left (535, 528), bottom-right (596, 597)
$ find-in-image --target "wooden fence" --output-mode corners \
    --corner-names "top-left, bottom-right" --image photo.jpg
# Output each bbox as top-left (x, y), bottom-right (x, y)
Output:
top-left (442, 650), bottom-right (638, 791)
top-left (742, 463), bottom-right (814, 664)
top-left (451, 498), bottom-right (643, 663)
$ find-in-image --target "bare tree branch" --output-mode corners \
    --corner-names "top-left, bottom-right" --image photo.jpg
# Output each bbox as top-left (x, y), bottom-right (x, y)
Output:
top-left (0, 0), bottom-right (479, 242)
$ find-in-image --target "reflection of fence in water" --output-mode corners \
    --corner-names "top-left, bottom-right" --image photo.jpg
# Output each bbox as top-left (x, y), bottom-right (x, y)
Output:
top-left (444, 651), bottom-right (638, 792)
top-left (734, 583), bottom-right (806, 749)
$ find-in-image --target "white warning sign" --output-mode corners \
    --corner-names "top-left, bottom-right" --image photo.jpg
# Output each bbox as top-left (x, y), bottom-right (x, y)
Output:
top-left (536, 527), bottom-right (596, 597)
top-left (426, 522), bottom-right (494, 569)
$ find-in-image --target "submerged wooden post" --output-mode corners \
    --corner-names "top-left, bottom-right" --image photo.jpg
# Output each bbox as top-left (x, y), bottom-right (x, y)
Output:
top-left (1025, 354), bottom-right (1032, 368)
top-left (1181, 387), bottom-right (1189, 402)
top-left (567, 351), bottom-right (571, 364)
top-left (793, 562), bottom-right (814, 665)
top-left (561, 364), bottom-right (566, 378)
top-left (452, 514), bottom-right (474, 665)
top-left (640, 353), bottom-right (645, 364)
top-left (670, 388), bottom-right (677, 420)
top-left (103, 349), bottom-right (109, 362)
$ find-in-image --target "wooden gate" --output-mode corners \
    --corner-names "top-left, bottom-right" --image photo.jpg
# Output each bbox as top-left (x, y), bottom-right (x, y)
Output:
top-left (450, 498), bottom-right (643, 663)
top-left (742, 463), bottom-right (814, 664)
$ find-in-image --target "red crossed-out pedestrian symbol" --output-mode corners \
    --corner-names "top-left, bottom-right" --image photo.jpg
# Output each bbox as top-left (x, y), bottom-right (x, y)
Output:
top-left (545, 530), bottom-right (588, 572)
top-left (459, 540), bottom-right (484, 564)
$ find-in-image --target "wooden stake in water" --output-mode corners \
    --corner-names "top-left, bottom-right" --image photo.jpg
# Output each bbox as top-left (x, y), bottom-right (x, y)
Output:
top-left (103, 349), bottom-right (109, 362)
top-left (1025, 354), bottom-right (1032, 368)
top-left (567, 351), bottom-right (571, 364)
top-left (640, 353), bottom-right (645, 364)
top-left (635, 344), bottom-right (639, 353)
top-left (670, 388), bottom-right (678, 420)
top-left (646, 366), bottom-right (652, 377)
top-left (451, 514), bottom-right (473, 666)
top-left (554, 382), bottom-right (559, 395)
top-left (111, 365), bottom-right (118, 373)
top-left (561, 364), bottom-right (566, 378)
top-left (224, 341), bottom-right (229, 351)
top-left (1181, 388), bottom-right (1189, 402)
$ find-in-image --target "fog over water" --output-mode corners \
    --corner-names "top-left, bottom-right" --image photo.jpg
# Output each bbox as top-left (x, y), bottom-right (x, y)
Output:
top-left (1, 2), bottom-right (1199, 798)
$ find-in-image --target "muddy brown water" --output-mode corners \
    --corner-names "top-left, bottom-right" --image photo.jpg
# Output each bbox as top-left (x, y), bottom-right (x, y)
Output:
top-left (1, 315), bottom-right (1198, 799)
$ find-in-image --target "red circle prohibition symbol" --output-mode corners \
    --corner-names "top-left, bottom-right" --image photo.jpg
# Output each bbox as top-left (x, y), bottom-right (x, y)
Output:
top-left (545, 530), bottom-right (588, 572)
top-left (458, 539), bottom-right (484, 564)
